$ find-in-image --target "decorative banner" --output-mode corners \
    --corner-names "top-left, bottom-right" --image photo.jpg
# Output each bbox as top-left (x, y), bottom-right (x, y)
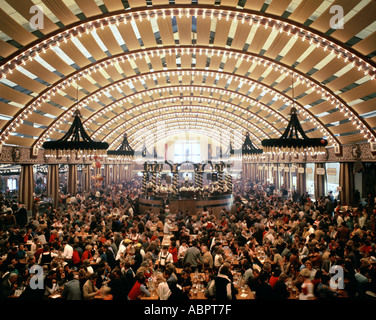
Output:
top-left (273, 166), bottom-right (278, 171)
top-left (298, 167), bottom-right (305, 173)
top-left (316, 168), bottom-right (325, 175)
top-left (278, 166), bottom-right (284, 171)
top-left (290, 167), bottom-right (296, 173)
top-left (284, 167), bottom-right (290, 172)
top-left (327, 168), bottom-right (337, 176)
top-left (306, 167), bottom-right (313, 174)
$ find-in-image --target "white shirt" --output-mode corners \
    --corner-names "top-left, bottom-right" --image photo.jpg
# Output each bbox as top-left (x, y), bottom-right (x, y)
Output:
top-left (157, 251), bottom-right (173, 266)
top-left (63, 244), bottom-right (73, 260)
top-left (157, 282), bottom-right (171, 300)
top-left (115, 240), bottom-right (127, 260)
top-left (164, 222), bottom-right (174, 234)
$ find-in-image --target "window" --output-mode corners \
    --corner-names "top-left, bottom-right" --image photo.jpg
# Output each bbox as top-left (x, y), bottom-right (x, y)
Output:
top-left (326, 162), bottom-right (340, 199)
top-left (174, 141), bottom-right (201, 163)
top-left (306, 163), bottom-right (315, 199)
top-left (7, 178), bottom-right (17, 191)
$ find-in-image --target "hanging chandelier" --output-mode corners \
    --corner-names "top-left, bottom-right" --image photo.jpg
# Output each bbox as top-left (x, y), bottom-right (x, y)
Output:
top-left (141, 144), bottom-right (159, 159)
top-left (224, 141), bottom-right (235, 158)
top-left (241, 132), bottom-right (263, 160)
top-left (42, 84), bottom-right (109, 158)
top-left (107, 132), bottom-right (134, 161)
top-left (261, 107), bottom-right (328, 155)
top-left (261, 73), bottom-right (327, 156)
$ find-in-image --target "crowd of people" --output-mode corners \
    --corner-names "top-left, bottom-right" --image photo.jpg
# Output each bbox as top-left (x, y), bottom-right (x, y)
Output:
top-left (0, 176), bottom-right (375, 301)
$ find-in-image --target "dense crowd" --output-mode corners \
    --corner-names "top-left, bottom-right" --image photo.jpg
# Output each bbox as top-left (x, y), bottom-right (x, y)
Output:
top-left (0, 177), bottom-right (375, 301)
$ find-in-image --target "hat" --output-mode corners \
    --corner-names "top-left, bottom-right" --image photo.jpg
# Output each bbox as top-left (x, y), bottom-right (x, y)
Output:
top-left (124, 239), bottom-right (132, 244)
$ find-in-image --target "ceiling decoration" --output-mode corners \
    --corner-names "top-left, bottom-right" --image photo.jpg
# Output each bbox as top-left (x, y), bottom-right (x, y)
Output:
top-left (0, 0), bottom-right (375, 155)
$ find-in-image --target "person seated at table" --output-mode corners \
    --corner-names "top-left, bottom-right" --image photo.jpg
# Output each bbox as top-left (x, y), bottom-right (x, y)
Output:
top-left (44, 270), bottom-right (60, 299)
top-left (177, 268), bottom-right (192, 299)
top-left (168, 275), bottom-right (189, 301)
top-left (240, 259), bottom-right (254, 284)
top-left (164, 219), bottom-right (174, 235)
top-left (273, 273), bottom-right (290, 300)
top-left (156, 245), bottom-right (174, 271)
top-left (315, 273), bottom-right (341, 300)
top-left (164, 264), bottom-right (178, 290)
top-left (209, 263), bottom-right (237, 300)
top-left (0, 272), bottom-right (18, 299)
top-left (204, 272), bottom-right (216, 299)
top-left (127, 273), bottom-right (151, 300)
top-left (156, 273), bottom-right (171, 300)
top-left (83, 273), bottom-right (101, 300)
top-left (254, 272), bottom-right (274, 300)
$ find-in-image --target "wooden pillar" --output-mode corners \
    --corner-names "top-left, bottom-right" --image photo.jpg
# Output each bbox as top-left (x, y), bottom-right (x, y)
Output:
top-left (19, 164), bottom-right (34, 211)
top-left (68, 164), bottom-right (77, 196)
top-left (104, 164), bottom-right (111, 187)
top-left (339, 162), bottom-right (354, 205)
top-left (315, 163), bottom-right (326, 199)
top-left (47, 164), bottom-right (59, 209)
top-left (297, 163), bottom-right (306, 197)
top-left (83, 165), bottom-right (92, 193)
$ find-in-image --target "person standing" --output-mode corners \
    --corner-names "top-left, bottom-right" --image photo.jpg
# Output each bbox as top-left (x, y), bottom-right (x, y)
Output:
top-left (15, 203), bottom-right (28, 228)
top-left (61, 271), bottom-right (82, 300)
top-left (182, 240), bottom-right (203, 271)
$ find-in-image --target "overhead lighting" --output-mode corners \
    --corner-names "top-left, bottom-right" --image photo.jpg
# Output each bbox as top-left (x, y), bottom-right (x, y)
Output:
top-left (42, 84), bottom-right (109, 158)
top-left (107, 132), bottom-right (134, 161)
top-left (261, 73), bottom-right (327, 155)
top-left (237, 131), bottom-right (263, 161)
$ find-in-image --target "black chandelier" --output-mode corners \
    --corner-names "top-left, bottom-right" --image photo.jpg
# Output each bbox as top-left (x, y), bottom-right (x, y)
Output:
top-left (107, 132), bottom-right (134, 161)
top-left (43, 109), bottom-right (109, 158)
top-left (241, 131), bottom-right (263, 159)
top-left (261, 107), bottom-right (328, 155)
top-left (141, 144), bottom-right (159, 159)
top-left (224, 141), bottom-right (235, 158)
top-left (261, 73), bottom-right (327, 155)
top-left (42, 83), bottom-right (109, 158)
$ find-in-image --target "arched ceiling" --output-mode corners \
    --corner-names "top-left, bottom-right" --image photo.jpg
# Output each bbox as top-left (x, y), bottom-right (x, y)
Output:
top-left (0, 0), bottom-right (375, 153)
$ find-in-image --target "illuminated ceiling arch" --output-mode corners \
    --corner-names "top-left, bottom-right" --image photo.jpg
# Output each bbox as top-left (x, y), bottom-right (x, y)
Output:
top-left (0, 1), bottom-right (375, 153)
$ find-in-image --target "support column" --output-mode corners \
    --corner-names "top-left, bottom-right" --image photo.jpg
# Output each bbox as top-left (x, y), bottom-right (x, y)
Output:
top-left (113, 164), bottom-right (119, 184)
top-left (151, 168), bottom-right (157, 194)
top-left (297, 163), bottom-right (306, 198)
top-left (218, 170), bottom-right (224, 193)
top-left (68, 164), bottom-right (77, 196)
top-left (315, 163), bottom-right (326, 199)
top-left (19, 164), bottom-right (35, 211)
top-left (172, 170), bottom-right (179, 197)
top-left (196, 170), bottom-right (202, 188)
top-left (225, 173), bottom-right (232, 193)
top-left (283, 164), bottom-right (290, 191)
top-left (142, 170), bottom-right (147, 195)
top-left (339, 162), bottom-right (354, 205)
top-left (47, 164), bottom-right (59, 209)
top-left (104, 164), bottom-right (111, 187)
top-left (83, 165), bottom-right (91, 193)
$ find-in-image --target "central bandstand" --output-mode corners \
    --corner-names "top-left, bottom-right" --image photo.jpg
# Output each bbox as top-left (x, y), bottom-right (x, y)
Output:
top-left (138, 160), bottom-right (235, 215)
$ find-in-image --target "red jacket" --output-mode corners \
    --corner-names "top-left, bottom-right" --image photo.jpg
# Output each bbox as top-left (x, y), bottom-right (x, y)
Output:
top-left (128, 281), bottom-right (142, 300)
